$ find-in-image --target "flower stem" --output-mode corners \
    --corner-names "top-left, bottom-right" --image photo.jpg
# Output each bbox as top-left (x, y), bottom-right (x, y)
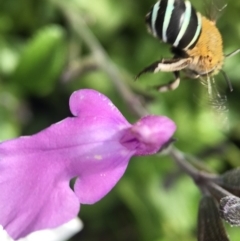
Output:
top-left (168, 147), bottom-right (219, 186)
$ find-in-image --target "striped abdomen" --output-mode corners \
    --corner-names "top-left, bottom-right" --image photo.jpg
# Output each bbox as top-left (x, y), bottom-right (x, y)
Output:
top-left (146, 0), bottom-right (202, 50)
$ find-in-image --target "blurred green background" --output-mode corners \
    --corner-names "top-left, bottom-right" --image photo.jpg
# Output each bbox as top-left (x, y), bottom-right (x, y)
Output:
top-left (0, 0), bottom-right (240, 240)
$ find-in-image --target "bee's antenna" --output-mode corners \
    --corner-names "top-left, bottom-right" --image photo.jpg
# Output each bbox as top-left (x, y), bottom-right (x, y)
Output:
top-left (222, 49), bottom-right (240, 92)
top-left (225, 49), bottom-right (240, 58)
top-left (220, 70), bottom-right (233, 92)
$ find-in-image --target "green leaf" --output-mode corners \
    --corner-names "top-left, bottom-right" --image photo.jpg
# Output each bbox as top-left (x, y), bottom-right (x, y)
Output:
top-left (12, 25), bottom-right (67, 96)
top-left (0, 38), bottom-right (20, 75)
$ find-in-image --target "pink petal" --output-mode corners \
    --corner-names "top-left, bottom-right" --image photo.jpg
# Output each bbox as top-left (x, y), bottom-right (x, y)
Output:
top-left (74, 151), bottom-right (132, 204)
top-left (0, 145), bottom-right (80, 239)
top-left (69, 89), bottom-right (128, 124)
top-left (121, 115), bottom-right (176, 155)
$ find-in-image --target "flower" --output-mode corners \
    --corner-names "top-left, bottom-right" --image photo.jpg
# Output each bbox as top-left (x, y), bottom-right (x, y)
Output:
top-left (0, 89), bottom-right (176, 240)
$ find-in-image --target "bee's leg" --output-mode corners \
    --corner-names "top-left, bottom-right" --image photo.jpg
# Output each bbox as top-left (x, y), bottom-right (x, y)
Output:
top-left (135, 58), bottom-right (191, 79)
top-left (156, 71), bottom-right (180, 92)
top-left (225, 49), bottom-right (240, 58)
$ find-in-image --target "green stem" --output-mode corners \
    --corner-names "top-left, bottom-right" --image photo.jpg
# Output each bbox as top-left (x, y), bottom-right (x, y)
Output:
top-left (168, 147), bottom-right (219, 184)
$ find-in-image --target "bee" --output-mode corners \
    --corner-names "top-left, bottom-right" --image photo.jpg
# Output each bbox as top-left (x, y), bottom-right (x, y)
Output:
top-left (136, 0), bottom-right (239, 121)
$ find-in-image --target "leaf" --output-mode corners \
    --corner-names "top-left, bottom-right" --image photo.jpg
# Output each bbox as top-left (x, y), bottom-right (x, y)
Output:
top-left (0, 38), bottom-right (20, 75)
top-left (12, 25), bottom-right (67, 96)
top-left (198, 195), bottom-right (229, 241)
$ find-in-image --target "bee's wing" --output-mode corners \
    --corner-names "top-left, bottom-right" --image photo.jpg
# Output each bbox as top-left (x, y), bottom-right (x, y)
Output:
top-left (200, 76), bottom-right (229, 130)
top-left (203, 0), bottom-right (227, 22)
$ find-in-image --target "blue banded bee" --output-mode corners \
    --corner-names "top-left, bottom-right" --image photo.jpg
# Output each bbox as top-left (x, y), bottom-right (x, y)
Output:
top-left (136, 0), bottom-right (239, 108)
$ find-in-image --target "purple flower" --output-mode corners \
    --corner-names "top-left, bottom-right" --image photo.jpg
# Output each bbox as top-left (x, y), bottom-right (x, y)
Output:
top-left (0, 89), bottom-right (176, 240)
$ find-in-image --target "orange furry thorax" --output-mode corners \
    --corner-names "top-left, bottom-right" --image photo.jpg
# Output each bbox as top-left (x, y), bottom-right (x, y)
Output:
top-left (186, 16), bottom-right (224, 75)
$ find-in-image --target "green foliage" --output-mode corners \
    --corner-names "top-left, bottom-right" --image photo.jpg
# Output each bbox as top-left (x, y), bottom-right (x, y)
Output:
top-left (12, 25), bottom-right (67, 95)
top-left (1, 0), bottom-right (240, 240)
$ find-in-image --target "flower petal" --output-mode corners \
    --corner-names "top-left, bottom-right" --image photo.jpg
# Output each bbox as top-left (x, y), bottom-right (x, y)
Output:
top-left (74, 151), bottom-right (132, 204)
top-left (121, 115), bottom-right (176, 155)
top-left (0, 89), bottom-right (132, 239)
top-left (69, 89), bottom-right (128, 125)
top-left (0, 143), bottom-right (80, 240)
